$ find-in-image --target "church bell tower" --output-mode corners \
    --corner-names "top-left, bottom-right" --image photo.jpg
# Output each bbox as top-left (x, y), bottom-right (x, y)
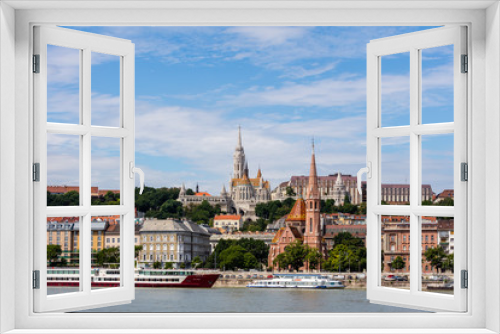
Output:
top-left (304, 140), bottom-right (322, 252)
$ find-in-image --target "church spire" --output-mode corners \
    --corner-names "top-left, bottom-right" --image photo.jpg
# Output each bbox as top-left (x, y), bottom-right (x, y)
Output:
top-left (336, 171), bottom-right (343, 185)
top-left (237, 125), bottom-right (242, 149)
top-left (306, 140), bottom-right (320, 200)
top-left (233, 126), bottom-right (246, 179)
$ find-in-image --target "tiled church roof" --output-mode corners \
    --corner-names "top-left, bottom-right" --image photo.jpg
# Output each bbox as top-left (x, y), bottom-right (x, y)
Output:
top-left (286, 197), bottom-right (306, 221)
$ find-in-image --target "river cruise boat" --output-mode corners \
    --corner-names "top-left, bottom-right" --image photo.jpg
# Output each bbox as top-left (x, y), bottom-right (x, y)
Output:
top-left (47, 268), bottom-right (219, 288)
top-left (247, 273), bottom-right (345, 289)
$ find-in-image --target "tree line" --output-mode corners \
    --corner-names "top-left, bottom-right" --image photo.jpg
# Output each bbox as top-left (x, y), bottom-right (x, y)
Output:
top-left (273, 232), bottom-right (367, 272)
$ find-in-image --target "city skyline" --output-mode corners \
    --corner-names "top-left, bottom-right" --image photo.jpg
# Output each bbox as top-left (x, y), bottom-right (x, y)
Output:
top-left (47, 26), bottom-right (454, 194)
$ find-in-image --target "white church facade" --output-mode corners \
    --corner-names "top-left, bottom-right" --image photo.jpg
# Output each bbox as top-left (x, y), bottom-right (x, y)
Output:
top-left (178, 127), bottom-right (271, 220)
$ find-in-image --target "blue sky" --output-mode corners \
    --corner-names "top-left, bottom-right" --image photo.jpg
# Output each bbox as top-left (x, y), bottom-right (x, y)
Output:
top-left (46, 26), bottom-right (454, 195)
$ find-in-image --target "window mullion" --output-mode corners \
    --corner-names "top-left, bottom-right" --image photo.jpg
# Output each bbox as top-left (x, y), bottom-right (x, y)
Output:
top-left (81, 47), bottom-right (92, 294)
top-left (409, 47), bottom-right (421, 294)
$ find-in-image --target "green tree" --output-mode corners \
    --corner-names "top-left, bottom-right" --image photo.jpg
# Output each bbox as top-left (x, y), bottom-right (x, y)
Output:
top-left (185, 200), bottom-right (219, 225)
top-left (191, 256), bottom-right (203, 268)
top-left (243, 252), bottom-right (259, 269)
top-left (442, 253), bottom-right (454, 273)
top-left (134, 245), bottom-right (142, 259)
top-left (186, 188), bottom-right (195, 195)
top-left (47, 191), bottom-right (80, 207)
top-left (218, 245), bottom-right (247, 270)
top-left (440, 197), bottom-right (454, 206)
top-left (305, 247), bottom-right (322, 270)
top-left (391, 256), bottom-right (406, 273)
top-left (158, 199), bottom-right (184, 219)
top-left (273, 252), bottom-right (288, 270)
top-left (356, 202), bottom-right (367, 215)
top-left (325, 244), bottom-right (354, 272)
top-left (343, 194), bottom-right (351, 205)
top-left (236, 238), bottom-right (269, 265)
top-left (96, 247), bottom-right (120, 267)
top-left (424, 246), bottom-right (447, 273)
top-left (152, 261), bottom-right (162, 269)
top-left (47, 245), bottom-right (62, 265)
top-left (164, 262), bottom-right (173, 269)
top-left (333, 232), bottom-right (364, 248)
top-left (282, 240), bottom-right (308, 271)
top-left (285, 186), bottom-right (296, 197)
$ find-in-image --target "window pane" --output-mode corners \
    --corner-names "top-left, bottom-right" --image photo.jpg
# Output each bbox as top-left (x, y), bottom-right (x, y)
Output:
top-left (381, 137), bottom-right (410, 205)
top-left (91, 137), bottom-right (121, 205)
top-left (91, 215), bottom-right (121, 290)
top-left (381, 215), bottom-right (410, 290)
top-left (381, 52), bottom-right (410, 127)
top-left (421, 216), bottom-right (454, 295)
top-left (421, 133), bottom-right (453, 206)
top-left (47, 45), bottom-right (80, 124)
top-left (421, 45), bottom-right (454, 124)
top-left (46, 216), bottom-right (80, 295)
top-left (47, 134), bottom-right (80, 206)
top-left (91, 52), bottom-right (121, 127)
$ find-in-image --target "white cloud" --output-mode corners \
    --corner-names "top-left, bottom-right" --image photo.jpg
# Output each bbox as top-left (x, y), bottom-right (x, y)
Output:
top-left (281, 62), bottom-right (338, 79)
top-left (221, 76), bottom-right (366, 109)
top-left (224, 27), bottom-right (310, 47)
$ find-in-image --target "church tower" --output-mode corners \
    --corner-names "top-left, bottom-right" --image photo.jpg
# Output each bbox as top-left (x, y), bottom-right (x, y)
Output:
top-left (303, 141), bottom-right (322, 252)
top-left (233, 126), bottom-right (246, 179)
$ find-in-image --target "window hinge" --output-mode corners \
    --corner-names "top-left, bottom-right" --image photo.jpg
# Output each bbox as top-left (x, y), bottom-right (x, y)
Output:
top-left (33, 270), bottom-right (40, 289)
top-left (33, 163), bottom-right (40, 182)
top-left (461, 54), bottom-right (468, 73)
top-left (461, 162), bottom-right (468, 181)
top-left (33, 54), bottom-right (40, 73)
top-left (461, 270), bottom-right (468, 289)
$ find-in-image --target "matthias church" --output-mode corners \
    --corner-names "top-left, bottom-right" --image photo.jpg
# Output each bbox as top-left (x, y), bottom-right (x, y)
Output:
top-left (178, 127), bottom-right (271, 220)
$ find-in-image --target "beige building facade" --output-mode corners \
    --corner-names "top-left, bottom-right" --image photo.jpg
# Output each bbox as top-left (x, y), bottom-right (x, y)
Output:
top-left (138, 219), bottom-right (211, 269)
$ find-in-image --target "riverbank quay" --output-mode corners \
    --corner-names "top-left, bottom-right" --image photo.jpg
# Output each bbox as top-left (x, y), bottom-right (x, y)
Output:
top-left (213, 271), bottom-right (453, 290)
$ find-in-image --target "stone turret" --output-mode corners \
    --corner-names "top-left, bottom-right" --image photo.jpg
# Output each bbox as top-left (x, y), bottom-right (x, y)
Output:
top-left (233, 126), bottom-right (246, 179)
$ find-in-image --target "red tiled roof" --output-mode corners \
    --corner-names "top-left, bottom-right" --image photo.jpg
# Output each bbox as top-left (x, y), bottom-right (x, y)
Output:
top-left (286, 197), bottom-right (306, 221)
top-left (437, 189), bottom-right (454, 198)
top-left (98, 189), bottom-right (120, 195)
top-left (47, 186), bottom-right (120, 196)
top-left (214, 214), bottom-right (242, 220)
top-left (195, 192), bottom-right (212, 197)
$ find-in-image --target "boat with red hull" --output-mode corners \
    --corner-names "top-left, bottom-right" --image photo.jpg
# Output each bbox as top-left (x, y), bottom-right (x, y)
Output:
top-left (47, 268), bottom-right (220, 288)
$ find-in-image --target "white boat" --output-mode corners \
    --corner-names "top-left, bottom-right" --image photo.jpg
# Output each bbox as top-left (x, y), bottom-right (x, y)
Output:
top-left (246, 273), bottom-right (345, 289)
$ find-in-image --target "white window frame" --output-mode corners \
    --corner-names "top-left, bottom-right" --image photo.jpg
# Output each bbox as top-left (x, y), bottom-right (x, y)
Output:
top-left (366, 26), bottom-right (467, 312)
top-left (32, 25), bottom-right (136, 313)
top-left (0, 1), bottom-right (498, 334)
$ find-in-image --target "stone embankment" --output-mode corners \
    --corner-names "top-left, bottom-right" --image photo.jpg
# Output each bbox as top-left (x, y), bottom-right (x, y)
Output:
top-left (213, 271), bottom-right (368, 288)
top-left (213, 271), bottom-right (453, 290)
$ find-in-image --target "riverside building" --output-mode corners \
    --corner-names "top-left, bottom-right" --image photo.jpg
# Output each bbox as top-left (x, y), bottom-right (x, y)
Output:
top-left (138, 218), bottom-right (211, 268)
top-left (273, 177), bottom-right (434, 205)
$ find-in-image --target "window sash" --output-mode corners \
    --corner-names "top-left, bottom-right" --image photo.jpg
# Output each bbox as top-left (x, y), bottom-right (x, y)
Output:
top-left (366, 26), bottom-right (467, 312)
top-left (33, 25), bottom-right (136, 313)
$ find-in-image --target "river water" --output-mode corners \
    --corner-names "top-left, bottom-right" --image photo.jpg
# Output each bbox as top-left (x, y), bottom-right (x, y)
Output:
top-left (48, 287), bottom-right (427, 313)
